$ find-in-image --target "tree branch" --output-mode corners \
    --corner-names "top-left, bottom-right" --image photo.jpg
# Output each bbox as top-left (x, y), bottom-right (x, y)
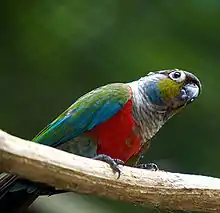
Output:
top-left (0, 130), bottom-right (220, 212)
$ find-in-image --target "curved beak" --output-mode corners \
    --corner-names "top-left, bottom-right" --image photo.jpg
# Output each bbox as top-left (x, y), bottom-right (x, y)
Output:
top-left (183, 71), bottom-right (202, 104)
top-left (183, 83), bottom-right (200, 104)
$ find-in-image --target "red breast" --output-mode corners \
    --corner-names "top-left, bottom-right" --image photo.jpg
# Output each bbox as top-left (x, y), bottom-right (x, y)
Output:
top-left (87, 99), bottom-right (142, 162)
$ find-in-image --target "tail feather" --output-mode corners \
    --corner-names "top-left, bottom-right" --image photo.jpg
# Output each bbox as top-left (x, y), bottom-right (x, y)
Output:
top-left (0, 188), bottom-right (40, 213)
top-left (0, 173), bottom-right (68, 213)
top-left (0, 173), bottom-right (40, 213)
top-left (0, 173), bottom-right (18, 199)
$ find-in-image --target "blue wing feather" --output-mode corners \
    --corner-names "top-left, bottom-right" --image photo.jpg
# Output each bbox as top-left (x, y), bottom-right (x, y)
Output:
top-left (33, 83), bottom-right (131, 147)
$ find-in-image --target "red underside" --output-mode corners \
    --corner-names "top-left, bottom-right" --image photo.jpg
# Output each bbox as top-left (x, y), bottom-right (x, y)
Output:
top-left (88, 99), bottom-right (141, 163)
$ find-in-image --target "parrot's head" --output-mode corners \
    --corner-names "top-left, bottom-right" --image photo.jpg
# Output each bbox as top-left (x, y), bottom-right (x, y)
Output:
top-left (141, 69), bottom-right (201, 117)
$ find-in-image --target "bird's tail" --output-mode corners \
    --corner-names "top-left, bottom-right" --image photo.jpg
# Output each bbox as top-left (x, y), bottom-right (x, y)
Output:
top-left (0, 173), bottom-right (68, 213)
top-left (0, 173), bottom-right (40, 213)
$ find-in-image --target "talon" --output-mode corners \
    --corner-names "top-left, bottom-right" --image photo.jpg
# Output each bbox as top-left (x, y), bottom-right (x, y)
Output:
top-left (111, 164), bottom-right (121, 179)
top-left (136, 163), bottom-right (159, 171)
top-left (93, 154), bottom-right (124, 178)
top-left (113, 159), bottom-right (124, 165)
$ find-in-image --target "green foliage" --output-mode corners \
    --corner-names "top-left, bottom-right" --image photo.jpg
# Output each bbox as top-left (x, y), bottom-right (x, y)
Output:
top-left (1, 1), bottom-right (219, 213)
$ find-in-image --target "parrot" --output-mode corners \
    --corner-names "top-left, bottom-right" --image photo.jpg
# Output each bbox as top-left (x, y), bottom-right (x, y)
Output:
top-left (0, 69), bottom-right (201, 213)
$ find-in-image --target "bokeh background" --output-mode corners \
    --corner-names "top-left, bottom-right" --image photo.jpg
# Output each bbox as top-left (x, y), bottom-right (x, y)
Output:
top-left (1, 1), bottom-right (219, 213)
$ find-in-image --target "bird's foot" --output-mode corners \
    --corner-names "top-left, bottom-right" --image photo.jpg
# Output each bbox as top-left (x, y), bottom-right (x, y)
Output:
top-left (135, 162), bottom-right (159, 171)
top-left (93, 154), bottom-right (124, 178)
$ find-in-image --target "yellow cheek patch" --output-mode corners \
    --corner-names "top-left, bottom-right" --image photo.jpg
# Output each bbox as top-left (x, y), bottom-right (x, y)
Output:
top-left (158, 78), bottom-right (183, 100)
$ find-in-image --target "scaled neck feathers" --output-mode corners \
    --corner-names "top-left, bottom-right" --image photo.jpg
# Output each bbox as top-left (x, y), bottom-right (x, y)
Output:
top-left (128, 77), bottom-right (170, 143)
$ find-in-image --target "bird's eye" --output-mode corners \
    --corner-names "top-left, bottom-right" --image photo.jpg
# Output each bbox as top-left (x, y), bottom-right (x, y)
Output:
top-left (169, 70), bottom-right (186, 82)
top-left (173, 71), bottom-right (181, 79)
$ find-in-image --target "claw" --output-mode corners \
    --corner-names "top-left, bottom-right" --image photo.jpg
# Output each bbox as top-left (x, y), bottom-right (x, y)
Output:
top-left (136, 162), bottom-right (159, 171)
top-left (113, 159), bottom-right (124, 165)
top-left (93, 154), bottom-right (124, 178)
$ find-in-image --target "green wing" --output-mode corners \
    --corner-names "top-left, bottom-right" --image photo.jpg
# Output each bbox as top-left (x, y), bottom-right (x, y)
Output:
top-left (33, 83), bottom-right (131, 147)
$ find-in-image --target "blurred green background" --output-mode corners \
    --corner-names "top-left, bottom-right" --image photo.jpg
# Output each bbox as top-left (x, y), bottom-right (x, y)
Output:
top-left (1, 1), bottom-right (219, 213)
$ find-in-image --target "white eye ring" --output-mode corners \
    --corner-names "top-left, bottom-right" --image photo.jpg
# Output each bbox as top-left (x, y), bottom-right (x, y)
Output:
top-left (169, 70), bottom-right (186, 83)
